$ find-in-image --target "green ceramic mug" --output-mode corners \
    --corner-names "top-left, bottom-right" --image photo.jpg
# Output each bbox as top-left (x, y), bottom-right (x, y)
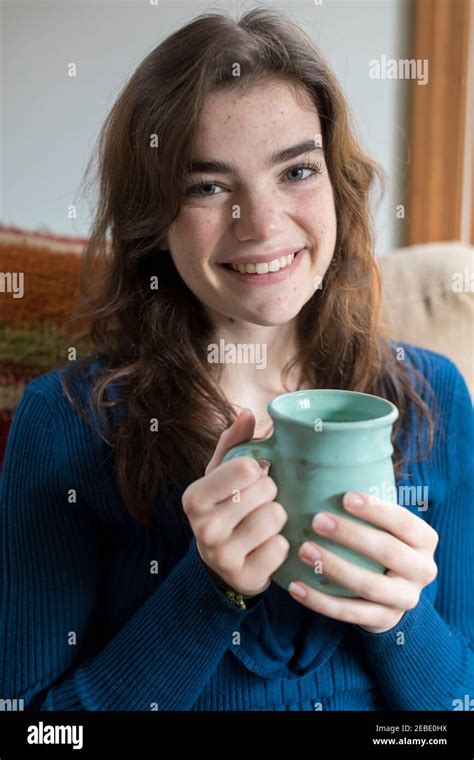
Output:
top-left (222, 389), bottom-right (399, 597)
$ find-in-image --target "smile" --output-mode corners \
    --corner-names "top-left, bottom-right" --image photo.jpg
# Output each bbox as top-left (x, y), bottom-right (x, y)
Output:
top-left (219, 248), bottom-right (306, 285)
top-left (227, 252), bottom-right (296, 274)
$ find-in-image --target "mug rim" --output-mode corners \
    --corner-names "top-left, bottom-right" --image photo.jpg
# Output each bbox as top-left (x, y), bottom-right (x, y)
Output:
top-left (268, 388), bottom-right (399, 430)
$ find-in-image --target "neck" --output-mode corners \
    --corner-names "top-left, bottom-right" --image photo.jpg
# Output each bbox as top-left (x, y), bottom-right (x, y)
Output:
top-left (208, 315), bottom-right (303, 395)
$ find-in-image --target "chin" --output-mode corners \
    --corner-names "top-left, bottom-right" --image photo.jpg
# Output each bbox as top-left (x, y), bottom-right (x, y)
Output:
top-left (241, 309), bottom-right (302, 326)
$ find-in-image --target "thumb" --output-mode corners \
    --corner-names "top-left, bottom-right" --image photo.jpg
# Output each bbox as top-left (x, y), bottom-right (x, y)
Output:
top-left (205, 408), bottom-right (257, 474)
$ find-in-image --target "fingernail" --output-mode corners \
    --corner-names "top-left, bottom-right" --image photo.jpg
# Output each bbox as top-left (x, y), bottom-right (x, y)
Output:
top-left (313, 513), bottom-right (337, 533)
top-left (301, 542), bottom-right (321, 562)
top-left (288, 582), bottom-right (307, 599)
top-left (344, 492), bottom-right (365, 510)
top-left (258, 459), bottom-right (271, 471)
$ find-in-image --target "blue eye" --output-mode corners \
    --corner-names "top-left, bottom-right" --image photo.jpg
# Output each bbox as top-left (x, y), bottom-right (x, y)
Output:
top-left (285, 163), bottom-right (320, 182)
top-left (184, 160), bottom-right (325, 199)
top-left (186, 181), bottom-right (222, 198)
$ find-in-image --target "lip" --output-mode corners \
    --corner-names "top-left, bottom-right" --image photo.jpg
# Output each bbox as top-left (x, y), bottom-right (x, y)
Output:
top-left (217, 246), bottom-right (304, 266)
top-left (218, 247), bottom-right (306, 285)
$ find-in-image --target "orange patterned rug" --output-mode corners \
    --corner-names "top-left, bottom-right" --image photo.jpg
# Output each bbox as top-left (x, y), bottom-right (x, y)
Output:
top-left (0, 224), bottom-right (92, 466)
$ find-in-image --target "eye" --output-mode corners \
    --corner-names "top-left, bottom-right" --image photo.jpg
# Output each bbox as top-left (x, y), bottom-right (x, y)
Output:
top-left (184, 159), bottom-right (326, 199)
top-left (185, 180), bottom-right (223, 198)
top-left (285, 160), bottom-right (325, 182)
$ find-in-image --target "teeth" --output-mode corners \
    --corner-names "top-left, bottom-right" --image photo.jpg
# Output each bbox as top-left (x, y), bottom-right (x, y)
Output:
top-left (230, 252), bottom-right (296, 274)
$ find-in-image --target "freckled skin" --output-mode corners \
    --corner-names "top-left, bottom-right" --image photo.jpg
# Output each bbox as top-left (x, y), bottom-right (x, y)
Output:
top-left (163, 80), bottom-right (338, 330)
top-left (162, 81), bottom-right (338, 414)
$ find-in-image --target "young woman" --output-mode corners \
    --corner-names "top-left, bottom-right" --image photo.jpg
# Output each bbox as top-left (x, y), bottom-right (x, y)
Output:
top-left (1, 7), bottom-right (473, 712)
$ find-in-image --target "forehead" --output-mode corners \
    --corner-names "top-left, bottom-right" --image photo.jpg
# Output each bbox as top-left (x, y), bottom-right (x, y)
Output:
top-left (194, 80), bottom-right (321, 147)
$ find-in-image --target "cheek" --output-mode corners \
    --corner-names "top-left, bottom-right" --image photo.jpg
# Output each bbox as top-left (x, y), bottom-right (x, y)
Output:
top-left (316, 204), bottom-right (337, 245)
top-left (169, 209), bottom-right (221, 266)
top-left (298, 186), bottom-right (336, 230)
top-left (298, 191), bottom-right (337, 274)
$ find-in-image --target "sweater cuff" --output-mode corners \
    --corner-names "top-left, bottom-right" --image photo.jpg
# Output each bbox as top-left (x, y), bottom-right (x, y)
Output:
top-left (355, 591), bottom-right (468, 710)
top-left (186, 536), bottom-right (266, 612)
top-left (195, 544), bottom-right (266, 612)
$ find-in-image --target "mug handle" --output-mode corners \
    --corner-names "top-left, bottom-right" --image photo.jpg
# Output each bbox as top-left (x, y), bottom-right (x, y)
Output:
top-left (221, 436), bottom-right (275, 466)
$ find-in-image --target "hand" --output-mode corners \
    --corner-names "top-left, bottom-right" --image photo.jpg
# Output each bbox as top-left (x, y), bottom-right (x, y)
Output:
top-left (288, 491), bottom-right (439, 633)
top-left (181, 408), bottom-right (289, 597)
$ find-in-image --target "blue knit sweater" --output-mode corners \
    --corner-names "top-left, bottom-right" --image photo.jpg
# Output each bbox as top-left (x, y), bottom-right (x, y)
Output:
top-left (1, 343), bottom-right (473, 711)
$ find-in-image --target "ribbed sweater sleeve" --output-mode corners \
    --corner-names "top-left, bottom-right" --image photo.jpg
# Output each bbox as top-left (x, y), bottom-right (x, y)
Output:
top-left (356, 354), bottom-right (474, 710)
top-left (0, 383), bottom-right (259, 711)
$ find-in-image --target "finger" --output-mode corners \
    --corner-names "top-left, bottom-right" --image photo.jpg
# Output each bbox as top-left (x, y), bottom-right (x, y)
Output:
top-left (299, 541), bottom-right (420, 610)
top-left (230, 501), bottom-right (288, 556)
top-left (183, 455), bottom-right (262, 516)
top-left (216, 473), bottom-right (278, 523)
top-left (193, 475), bottom-right (278, 544)
top-left (254, 417), bottom-right (274, 440)
top-left (288, 580), bottom-right (399, 629)
top-left (206, 408), bottom-right (256, 474)
top-left (311, 510), bottom-right (424, 581)
top-left (342, 492), bottom-right (439, 551)
top-left (244, 533), bottom-right (290, 581)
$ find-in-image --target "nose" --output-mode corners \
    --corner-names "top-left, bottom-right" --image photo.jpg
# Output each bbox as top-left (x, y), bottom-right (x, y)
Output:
top-left (232, 187), bottom-right (286, 240)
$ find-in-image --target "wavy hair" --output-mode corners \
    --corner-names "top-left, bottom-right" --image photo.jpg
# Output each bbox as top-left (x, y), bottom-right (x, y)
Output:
top-left (62, 7), bottom-right (435, 529)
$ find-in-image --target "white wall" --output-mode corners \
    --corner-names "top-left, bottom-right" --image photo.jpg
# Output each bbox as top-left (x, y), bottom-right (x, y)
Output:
top-left (1, 0), bottom-right (411, 254)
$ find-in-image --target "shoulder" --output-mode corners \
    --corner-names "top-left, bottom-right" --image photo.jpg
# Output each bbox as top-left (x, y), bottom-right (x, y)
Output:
top-left (23, 357), bottom-right (104, 407)
top-left (389, 340), bottom-right (471, 408)
top-left (17, 356), bottom-right (120, 433)
top-left (391, 342), bottom-right (473, 480)
top-left (7, 358), bottom-right (112, 478)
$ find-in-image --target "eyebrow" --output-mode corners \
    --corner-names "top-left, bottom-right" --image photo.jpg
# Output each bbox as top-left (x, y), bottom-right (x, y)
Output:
top-left (187, 140), bottom-right (323, 175)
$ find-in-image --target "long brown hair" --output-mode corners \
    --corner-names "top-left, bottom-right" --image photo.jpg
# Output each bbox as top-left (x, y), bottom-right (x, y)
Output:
top-left (62, 7), bottom-right (435, 530)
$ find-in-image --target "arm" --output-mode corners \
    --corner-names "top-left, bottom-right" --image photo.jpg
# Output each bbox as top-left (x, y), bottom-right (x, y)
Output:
top-left (0, 382), bottom-right (260, 711)
top-left (355, 360), bottom-right (474, 710)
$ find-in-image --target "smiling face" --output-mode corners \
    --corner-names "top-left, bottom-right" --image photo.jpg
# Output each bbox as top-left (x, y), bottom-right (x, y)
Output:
top-left (163, 79), bottom-right (338, 328)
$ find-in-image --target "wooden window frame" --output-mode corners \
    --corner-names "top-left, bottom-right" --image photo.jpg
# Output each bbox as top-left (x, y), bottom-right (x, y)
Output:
top-left (407, 0), bottom-right (473, 244)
